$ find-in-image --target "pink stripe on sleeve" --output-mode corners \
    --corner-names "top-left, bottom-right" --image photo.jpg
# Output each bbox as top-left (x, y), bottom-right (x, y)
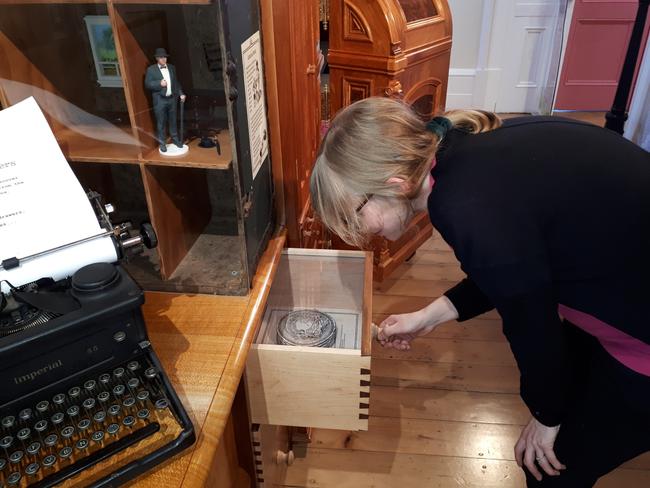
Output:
top-left (559, 304), bottom-right (650, 377)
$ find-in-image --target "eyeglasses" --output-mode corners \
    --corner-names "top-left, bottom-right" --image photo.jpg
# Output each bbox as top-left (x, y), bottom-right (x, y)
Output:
top-left (355, 194), bottom-right (372, 213)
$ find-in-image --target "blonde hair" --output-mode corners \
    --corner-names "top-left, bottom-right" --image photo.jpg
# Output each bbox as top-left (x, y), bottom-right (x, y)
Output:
top-left (310, 97), bottom-right (501, 247)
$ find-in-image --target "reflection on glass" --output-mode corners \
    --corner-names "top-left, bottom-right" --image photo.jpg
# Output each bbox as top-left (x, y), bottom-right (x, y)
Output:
top-left (397, 0), bottom-right (438, 22)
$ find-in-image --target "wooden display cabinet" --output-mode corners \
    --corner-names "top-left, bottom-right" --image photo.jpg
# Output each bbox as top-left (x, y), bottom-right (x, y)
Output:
top-left (327, 0), bottom-right (452, 280)
top-left (262, 0), bottom-right (452, 281)
top-left (0, 0), bottom-right (274, 295)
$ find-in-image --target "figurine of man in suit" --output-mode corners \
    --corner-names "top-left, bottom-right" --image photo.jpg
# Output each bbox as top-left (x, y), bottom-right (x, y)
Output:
top-left (145, 48), bottom-right (186, 153)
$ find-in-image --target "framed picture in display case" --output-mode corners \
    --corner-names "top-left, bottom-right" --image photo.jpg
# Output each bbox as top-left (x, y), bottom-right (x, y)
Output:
top-left (84, 15), bottom-right (122, 88)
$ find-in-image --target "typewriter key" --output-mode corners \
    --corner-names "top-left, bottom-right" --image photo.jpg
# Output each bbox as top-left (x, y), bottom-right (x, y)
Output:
top-left (53, 393), bottom-right (65, 405)
top-left (26, 442), bottom-right (40, 456)
top-left (108, 405), bottom-right (120, 416)
top-left (34, 420), bottom-right (48, 432)
top-left (8, 451), bottom-right (22, 464)
top-left (84, 380), bottom-right (97, 391)
top-left (113, 367), bottom-right (125, 379)
top-left (123, 397), bottom-right (135, 408)
top-left (6, 472), bottom-right (21, 485)
top-left (122, 416), bottom-right (135, 427)
top-left (19, 408), bottom-right (32, 421)
top-left (61, 426), bottom-right (74, 439)
top-left (107, 423), bottom-right (120, 435)
top-left (78, 419), bottom-right (91, 431)
top-left (82, 398), bottom-right (96, 410)
top-left (93, 411), bottom-right (106, 423)
top-left (144, 367), bottom-right (157, 379)
top-left (44, 434), bottom-right (58, 447)
top-left (137, 408), bottom-right (150, 420)
top-left (1, 416), bottom-right (15, 428)
top-left (0, 436), bottom-right (13, 449)
top-left (99, 373), bottom-right (111, 384)
top-left (127, 378), bottom-right (140, 389)
top-left (91, 431), bottom-right (105, 443)
top-left (155, 399), bottom-right (169, 410)
top-left (136, 390), bottom-right (150, 401)
top-left (51, 412), bottom-right (64, 425)
top-left (17, 428), bottom-right (30, 441)
top-left (113, 384), bottom-right (125, 396)
top-left (42, 454), bottom-right (56, 468)
top-left (127, 361), bottom-right (140, 371)
top-left (66, 405), bottom-right (80, 417)
top-left (59, 446), bottom-right (72, 459)
top-left (68, 387), bottom-right (81, 398)
top-left (0, 458), bottom-right (5, 469)
top-left (25, 462), bottom-right (39, 476)
top-left (36, 400), bottom-right (49, 413)
top-left (76, 439), bottom-right (89, 450)
top-left (98, 391), bottom-right (110, 403)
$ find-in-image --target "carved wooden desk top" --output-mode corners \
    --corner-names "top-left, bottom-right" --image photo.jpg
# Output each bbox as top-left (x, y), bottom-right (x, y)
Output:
top-left (133, 232), bottom-right (285, 487)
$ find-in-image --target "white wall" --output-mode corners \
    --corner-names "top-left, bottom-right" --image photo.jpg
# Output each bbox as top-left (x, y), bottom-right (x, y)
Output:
top-left (448, 0), bottom-right (484, 69)
top-left (446, 0), bottom-right (485, 108)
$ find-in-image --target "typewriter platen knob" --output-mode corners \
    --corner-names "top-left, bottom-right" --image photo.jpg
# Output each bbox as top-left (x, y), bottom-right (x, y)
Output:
top-left (72, 263), bottom-right (119, 293)
top-left (140, 223), bottom-right (158, 249)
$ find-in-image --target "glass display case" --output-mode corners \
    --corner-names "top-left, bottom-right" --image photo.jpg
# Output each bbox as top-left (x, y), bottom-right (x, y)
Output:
top-left (0, 1), bottom-right (274, 295)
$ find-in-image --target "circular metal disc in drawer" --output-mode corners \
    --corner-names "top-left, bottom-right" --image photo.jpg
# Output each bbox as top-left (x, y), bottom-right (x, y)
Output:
top-left (277, 310), bottom-right (337, 347)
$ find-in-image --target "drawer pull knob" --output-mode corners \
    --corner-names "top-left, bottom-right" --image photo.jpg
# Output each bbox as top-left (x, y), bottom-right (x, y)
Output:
top-left (276, 449), bottom-right (295, 466)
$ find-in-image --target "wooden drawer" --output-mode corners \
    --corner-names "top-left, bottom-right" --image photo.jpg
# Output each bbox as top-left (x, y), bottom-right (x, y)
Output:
top-left (245, 249), bottom-right (372, 431)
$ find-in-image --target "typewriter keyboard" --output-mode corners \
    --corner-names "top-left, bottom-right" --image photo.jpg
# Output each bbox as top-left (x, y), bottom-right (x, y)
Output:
top-left (0, 357), bottom-right (183, 487)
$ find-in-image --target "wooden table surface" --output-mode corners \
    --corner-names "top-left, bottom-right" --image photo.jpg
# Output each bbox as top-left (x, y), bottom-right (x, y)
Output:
top-left (132, 231), bottom-right (285, 487)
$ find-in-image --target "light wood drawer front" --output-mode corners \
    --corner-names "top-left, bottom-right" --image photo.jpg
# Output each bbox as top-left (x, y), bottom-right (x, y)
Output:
top-left (246, 249), bottom-right (373, 431)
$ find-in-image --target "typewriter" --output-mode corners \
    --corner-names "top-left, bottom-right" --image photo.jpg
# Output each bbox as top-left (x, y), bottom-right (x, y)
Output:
top-left (0, 193), bottom-right (195, 487)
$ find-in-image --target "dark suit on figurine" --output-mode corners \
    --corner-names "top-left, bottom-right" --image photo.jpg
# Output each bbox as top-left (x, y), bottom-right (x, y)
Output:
top-left (145, 48), bottom-right (186, 152)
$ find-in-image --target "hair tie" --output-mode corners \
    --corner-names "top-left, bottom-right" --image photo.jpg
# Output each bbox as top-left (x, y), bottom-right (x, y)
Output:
top-left (425, 116), bottom-right (452, 139)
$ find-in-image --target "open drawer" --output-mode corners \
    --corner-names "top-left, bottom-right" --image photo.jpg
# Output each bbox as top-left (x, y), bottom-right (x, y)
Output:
top-left (245, 249), bottom-right (373, 431)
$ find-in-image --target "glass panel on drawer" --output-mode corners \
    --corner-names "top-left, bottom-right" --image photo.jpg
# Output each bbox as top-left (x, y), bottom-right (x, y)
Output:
top-left (258, 250), bottom-right (368, 350)
top-left (397, 0), bottom-right (439, 23)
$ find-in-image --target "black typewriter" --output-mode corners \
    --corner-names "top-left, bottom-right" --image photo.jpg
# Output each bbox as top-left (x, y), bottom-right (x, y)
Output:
top-left (0, 195), bottom-right (195, 487)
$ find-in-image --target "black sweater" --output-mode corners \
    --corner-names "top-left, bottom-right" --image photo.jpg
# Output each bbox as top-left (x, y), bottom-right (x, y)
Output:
top-left (429, 116), bottom-right (650, 426)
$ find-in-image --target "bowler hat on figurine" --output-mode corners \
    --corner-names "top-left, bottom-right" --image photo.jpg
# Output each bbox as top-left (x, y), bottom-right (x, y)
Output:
top-left (154, 48), bottom-right (170, 58)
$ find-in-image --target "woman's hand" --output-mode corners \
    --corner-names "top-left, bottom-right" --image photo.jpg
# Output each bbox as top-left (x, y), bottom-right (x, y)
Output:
top-left (377, 296), bottom-right (459, 350)
top-left (515, 417), bottom-right (565, 481)
top-left (377, 311), bottom-right (436, 350)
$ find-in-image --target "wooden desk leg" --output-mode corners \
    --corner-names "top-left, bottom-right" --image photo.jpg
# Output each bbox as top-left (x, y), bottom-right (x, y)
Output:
top-left (209, 415), bottom-right (251, 488)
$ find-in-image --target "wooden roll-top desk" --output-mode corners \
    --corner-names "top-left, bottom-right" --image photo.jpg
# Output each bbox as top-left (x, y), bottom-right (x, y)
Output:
top-left (323, 0), bottom-right (453, 281)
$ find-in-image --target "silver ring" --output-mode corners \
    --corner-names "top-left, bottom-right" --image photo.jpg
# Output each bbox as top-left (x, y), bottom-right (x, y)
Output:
top-left (536, 454), bottom-right (546, 461)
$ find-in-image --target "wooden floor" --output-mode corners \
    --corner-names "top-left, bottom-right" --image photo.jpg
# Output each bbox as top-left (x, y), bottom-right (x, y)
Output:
top-left (280, 233), bottom-right (650, 487)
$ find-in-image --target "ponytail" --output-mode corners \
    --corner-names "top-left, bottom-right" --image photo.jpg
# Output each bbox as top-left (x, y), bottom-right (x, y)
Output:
top-left (443, 109), bottom-right (502, 134)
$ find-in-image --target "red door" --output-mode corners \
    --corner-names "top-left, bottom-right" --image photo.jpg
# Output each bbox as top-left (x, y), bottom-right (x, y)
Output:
top-left (555, 0), bottom-right (649, 110)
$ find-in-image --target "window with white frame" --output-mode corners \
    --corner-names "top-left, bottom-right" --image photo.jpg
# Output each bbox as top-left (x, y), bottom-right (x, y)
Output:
top-left (84, 15), bottom-right (122, 88)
